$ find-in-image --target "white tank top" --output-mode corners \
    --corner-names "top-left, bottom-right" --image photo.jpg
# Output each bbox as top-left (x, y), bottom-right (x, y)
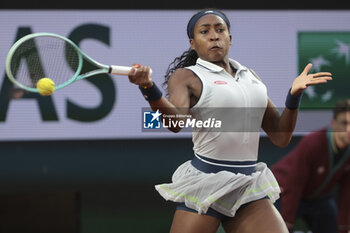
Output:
top-left (186, 58), bottom-right (268, 162)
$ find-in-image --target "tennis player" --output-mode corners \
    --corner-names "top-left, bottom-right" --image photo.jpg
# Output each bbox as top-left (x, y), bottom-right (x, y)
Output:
top-left (272, 99), bottom-right (350, 233)
top-left (128, 9), bottom-right (332, 233)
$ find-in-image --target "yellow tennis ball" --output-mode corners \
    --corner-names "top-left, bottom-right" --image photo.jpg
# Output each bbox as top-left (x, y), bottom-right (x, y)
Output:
top-left (37, 78), bottom-right (55, 96)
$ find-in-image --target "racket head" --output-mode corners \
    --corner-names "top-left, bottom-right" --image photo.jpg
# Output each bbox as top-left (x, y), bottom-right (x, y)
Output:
top-left (5, 32), bottom-right (84, 92)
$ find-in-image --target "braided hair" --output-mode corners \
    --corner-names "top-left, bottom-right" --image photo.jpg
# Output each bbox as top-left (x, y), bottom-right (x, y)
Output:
top-left (162, 49), bottom-right (198, 95)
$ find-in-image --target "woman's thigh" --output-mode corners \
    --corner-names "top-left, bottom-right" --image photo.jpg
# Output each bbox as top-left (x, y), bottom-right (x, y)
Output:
top-left (222, 199), bottom-right (288, 233)
top-left (169, 210), bottom-right (221, 233)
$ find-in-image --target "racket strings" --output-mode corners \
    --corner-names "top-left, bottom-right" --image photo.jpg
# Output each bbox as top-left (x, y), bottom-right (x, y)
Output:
top-left (9, 36), bottom-right (81, 88)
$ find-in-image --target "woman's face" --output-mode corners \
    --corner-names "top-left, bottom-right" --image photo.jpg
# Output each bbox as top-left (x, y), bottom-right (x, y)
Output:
top-left (190, 14), bottom-right (232, 64)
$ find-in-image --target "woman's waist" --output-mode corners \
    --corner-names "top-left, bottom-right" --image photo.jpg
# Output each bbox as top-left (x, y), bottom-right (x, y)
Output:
top-left (191, 153), bottom-right (257, 175)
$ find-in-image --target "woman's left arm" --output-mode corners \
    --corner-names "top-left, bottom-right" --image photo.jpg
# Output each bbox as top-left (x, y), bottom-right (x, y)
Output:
top-left (262, 63), bottom-right (332, 147)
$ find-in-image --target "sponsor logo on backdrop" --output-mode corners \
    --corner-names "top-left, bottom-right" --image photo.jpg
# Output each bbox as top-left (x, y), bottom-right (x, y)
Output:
top-left (0, 24), bottom-right (116, 123)
top-left (298, 32), bottom-right (350, 109)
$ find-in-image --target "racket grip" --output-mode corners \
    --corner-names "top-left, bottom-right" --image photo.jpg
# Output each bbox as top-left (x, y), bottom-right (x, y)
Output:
top-left (109, 65), bottom-right (153, 76)
top-left (110, 65), bottom-right (131, 75)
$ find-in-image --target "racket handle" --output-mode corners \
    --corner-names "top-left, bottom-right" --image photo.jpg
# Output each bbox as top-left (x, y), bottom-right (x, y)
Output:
top-left (110, 65), bottom-right (131, 75)
top-left (109, 65), bottom-right (153, 76)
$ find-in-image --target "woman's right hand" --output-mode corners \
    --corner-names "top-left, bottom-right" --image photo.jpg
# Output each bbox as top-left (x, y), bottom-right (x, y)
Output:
top-left (128, 64), bottom-right (153, 88)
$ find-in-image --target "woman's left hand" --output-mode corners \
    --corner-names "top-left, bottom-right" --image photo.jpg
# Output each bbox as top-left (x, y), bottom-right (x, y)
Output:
top-left (291, 63), bottom-right (332, 95)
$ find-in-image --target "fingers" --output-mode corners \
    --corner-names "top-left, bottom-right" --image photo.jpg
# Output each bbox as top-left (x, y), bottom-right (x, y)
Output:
top-left (128, 64), bottom-right (152, 87)
top-left (312, 72), bottom-right (332, 78)
top-left (129, 64), bottom-right (141, 76)
top-left (129, 64), bottom-right (151, 76)
top-left (306, 74), bottom-right (333, 86)
top-left (302, 63), bottom-right (313, 75)
top-left (302, 63), bottom-right (332, 78)
top-left (309, 72), bottom-right (333, 81)
top-left (133, 65), bottom-right (152, 78)
top-left (292, 63), bottom-right (332, 94)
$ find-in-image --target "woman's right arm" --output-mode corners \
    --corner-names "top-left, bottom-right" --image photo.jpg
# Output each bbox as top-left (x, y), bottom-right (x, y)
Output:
top-left (128, 65), bottom-right (193, 133)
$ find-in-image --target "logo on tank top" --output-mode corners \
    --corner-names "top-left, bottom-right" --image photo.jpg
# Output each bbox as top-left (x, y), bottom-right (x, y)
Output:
top-left (214, 81), bottom-right (228, 85)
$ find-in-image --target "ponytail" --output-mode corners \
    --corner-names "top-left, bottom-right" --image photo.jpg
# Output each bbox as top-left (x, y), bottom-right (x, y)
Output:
top-left (163, 48), bottom-right (198, 95)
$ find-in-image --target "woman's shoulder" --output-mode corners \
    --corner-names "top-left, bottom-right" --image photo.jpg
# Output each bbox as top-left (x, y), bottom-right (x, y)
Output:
top-left (173, 67), bottom-right (195, 75)
top-left (168, 68), bottom-right (197, 83)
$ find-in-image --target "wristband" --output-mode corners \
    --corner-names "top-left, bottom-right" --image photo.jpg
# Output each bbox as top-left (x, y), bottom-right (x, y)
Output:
top-left (139, 83), bottom-right (163, 101)
top-left (285, 88), bottom-right (302, 110)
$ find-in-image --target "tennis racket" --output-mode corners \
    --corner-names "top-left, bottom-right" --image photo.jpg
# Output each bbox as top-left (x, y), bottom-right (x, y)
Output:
top-left (5, 32), bottom-right (151, 93)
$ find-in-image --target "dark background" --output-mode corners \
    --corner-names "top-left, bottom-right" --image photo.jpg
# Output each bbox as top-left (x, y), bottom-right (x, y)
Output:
top-left (0, 136), bottom-right (301, 232)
